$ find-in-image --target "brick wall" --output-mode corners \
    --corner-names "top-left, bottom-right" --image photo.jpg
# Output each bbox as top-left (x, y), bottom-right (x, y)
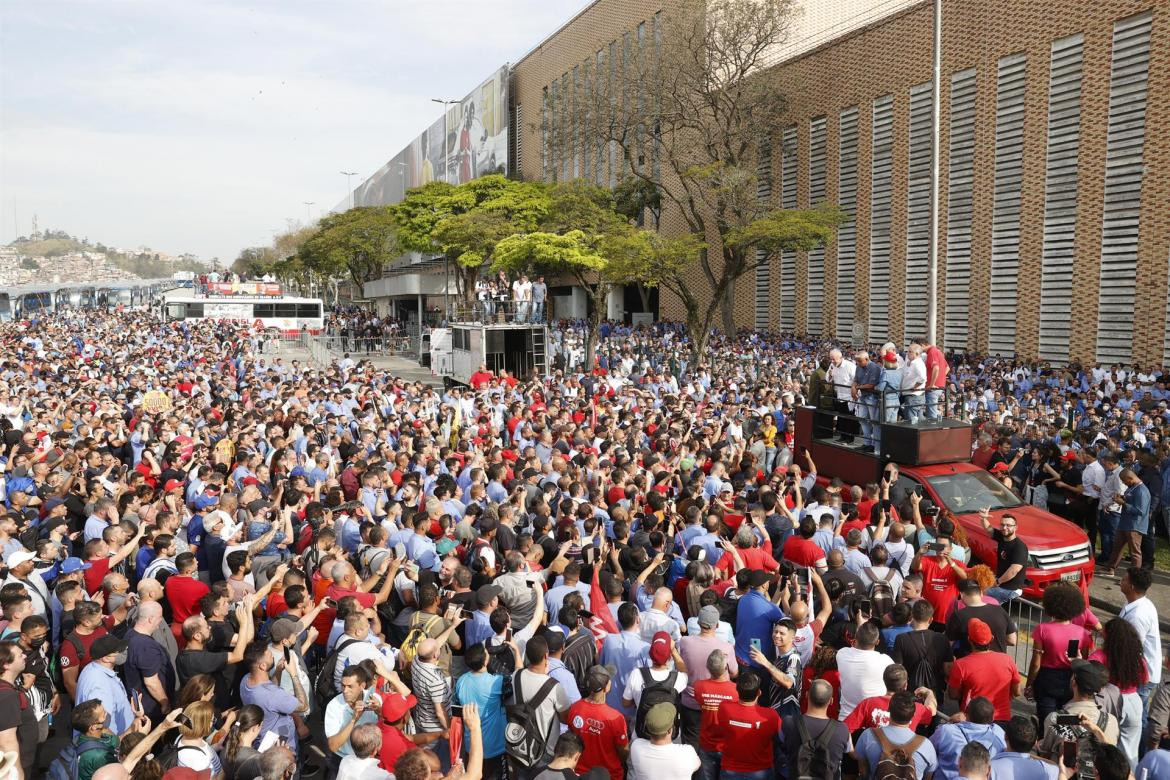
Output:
top-left (512, 0), bottom-right (1170, 363)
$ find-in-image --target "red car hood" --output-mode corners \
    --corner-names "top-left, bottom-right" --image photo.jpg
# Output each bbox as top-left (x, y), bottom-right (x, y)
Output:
top-left (959, 503), bottom-right (1088, 552)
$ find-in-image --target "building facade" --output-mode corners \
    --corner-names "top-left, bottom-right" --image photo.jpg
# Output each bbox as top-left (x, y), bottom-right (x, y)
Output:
top-left (508, 0), bottom-right (1170, 364)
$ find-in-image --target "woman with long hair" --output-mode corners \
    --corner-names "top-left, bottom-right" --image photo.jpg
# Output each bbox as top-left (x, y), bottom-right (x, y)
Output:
top-left (175, 701), bottom-right (226, 780)
top-left (222, 705), bottom-right (265, 780)
top-left (176, 674), bottom-right (216, 709)
top-left (1091, 617), bottom-right (1147, 759)
top-left (1024, 582), bottom-right (1092, 729)
top-left (801, 644), bottom-right (841, 720)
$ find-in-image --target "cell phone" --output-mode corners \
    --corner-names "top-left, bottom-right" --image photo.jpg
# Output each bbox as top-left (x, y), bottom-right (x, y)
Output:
top-left (858, 599), bottom-right (872, 615)
top-left (505, 627), bottom-right (513, 641)
top-left (750, 638), bottom-right (762, 653)
top-left (451, 704), bottom-right (464, 719)
top-left (176, 714), bottom-right (194, 729)
top-left (1067, 639), bottom-right (1079, 658)
top-left (927, 542), bottom-right (946, 553)
top-left (1061, 740), bottom-right (1078, 769)
top-left (323, 597), bottom-right (337, 608)
top-left (1055, 714), bottom-right (1081, 726)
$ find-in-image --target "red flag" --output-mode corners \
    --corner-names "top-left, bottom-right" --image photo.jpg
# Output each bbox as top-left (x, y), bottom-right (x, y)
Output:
top-left (590, 568), bottom-right (619, 636)
top-left (449, 716), bottom-right (463, 766)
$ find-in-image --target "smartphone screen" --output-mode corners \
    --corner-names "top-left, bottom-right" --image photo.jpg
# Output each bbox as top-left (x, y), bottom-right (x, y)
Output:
top-left (1061, 740), bottom-right (1078, 769)
top-left (1067, 639), bottom-right (1079, 658)
top-left (858, 599), bottom-right (872, 615)
top-left (749, 638), bottom-right (761, 652)
top-left (1055, 714), bottom-right (1080, 726)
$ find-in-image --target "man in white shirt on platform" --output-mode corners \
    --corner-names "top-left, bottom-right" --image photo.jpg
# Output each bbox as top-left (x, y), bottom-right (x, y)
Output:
top-left (827, 349), bottom-right (858, 444)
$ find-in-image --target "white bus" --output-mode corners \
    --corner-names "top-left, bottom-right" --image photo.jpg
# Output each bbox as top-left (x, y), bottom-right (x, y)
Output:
top-left (159, 289), bottom-right (325, 334)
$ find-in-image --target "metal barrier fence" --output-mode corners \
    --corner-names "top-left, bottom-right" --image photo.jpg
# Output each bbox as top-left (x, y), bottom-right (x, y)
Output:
top-left (314, 334), bottom-right (414, 355)
top-left (452, 299), bottom-right (547, 324)
top-left (1004, 595), bottom-right (1045, 678)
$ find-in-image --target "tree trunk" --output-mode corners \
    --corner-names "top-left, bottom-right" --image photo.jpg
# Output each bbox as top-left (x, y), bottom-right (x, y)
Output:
top-left (637, 284), bottom-right (651, 315)
top-left (720, 283), bottom-right (736, 337)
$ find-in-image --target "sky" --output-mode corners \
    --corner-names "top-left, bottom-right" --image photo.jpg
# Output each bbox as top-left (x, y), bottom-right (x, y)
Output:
top-left (0, 0), bottom-right (583, 263)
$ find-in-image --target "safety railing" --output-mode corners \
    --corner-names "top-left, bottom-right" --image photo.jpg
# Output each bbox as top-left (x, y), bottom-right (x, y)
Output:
top-left (314, 334), bottom-right (414, 356)
top-left (1004, 595), bottom-right (1044, 679)
top-left (452, 299), bottom-right (548, 325)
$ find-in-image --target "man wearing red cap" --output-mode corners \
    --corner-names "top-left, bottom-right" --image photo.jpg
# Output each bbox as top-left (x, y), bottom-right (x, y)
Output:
top-left (946, 618), bottom-right (1021, 724)
top-left (622, 631), bottom-right (687, 739)
top-left (874, 351), bottom-right (904, 455)
top-left (378, 672), bottom-right (420, 771)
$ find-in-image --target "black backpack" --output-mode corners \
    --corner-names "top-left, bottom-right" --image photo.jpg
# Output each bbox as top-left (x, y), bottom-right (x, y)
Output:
top-left (634, 668), bottom-right (680, 739)
top-left (154, 739), bottom-right (206, 771)
top-left (863, 567), bottom-right (897, 618)
top-left (908, 631), bottom-right (938, 695)
top-left (314, 637), bottom-right (360, 710)
top-left (794, 715), bottom-right (840, 780)
top-left (505, 671), bottom-right (559, 768)
top-left (1053, 707), bottom-right (1110, 779)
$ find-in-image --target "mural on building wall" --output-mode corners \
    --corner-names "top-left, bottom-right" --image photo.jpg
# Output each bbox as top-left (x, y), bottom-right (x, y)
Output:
top-left (352, 66), bottom-right (509, 208)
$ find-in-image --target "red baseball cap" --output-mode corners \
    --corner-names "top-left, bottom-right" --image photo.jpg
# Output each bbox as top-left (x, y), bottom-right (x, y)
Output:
top-left (163, 479), bottom-right (185, 493)
top-left (968, 618), bottom-right (994, 646)
top-left (989, 462), bottom-right (1010, 474)
top-left (649, 631), bottom-right (673, 665)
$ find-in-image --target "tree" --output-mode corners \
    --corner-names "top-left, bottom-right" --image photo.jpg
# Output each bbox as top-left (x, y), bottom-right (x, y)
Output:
top-left (297, 206), bottom-right (400, 289)
top-left (548, 0), bottom-right (844, 357)
top-left (493, 182), bottom-right (645, 369)
top-left (391, 174), bottom-right (549, 308)
top-left (231, 246), bottom-right (277, 277)
top-left (19, 257), bottom-right (39, 271)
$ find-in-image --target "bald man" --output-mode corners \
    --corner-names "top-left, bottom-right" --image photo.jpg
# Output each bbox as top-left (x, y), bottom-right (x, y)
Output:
top-left (129, 579), bottom-right (179, 669)
top-left (640, 586), bottom-right (683, 643)
top-left (409, 637), bottom-right (454, 772)
top-left (124, 600), bottom-right (176, 725)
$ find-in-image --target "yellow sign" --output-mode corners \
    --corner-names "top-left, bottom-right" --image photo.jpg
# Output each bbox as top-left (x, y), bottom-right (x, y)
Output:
top-left (142, 390), bottom-right (173, 414)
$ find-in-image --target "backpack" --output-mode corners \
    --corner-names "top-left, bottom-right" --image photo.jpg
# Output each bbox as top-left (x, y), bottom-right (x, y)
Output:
top-left (794, 715), bottom-right (839, 780)
top-left (1055, 707), bottom-right (1109, 778)
top-left (314, 637), bottom-right (360, 710)
top-left (634, 668), bottom-right (680, 739)
top-left (864, 567), bottom-right (897, 618)
top-left (154, 738), bottom-right (205, 771)
top-left (400, 614), bottom-right (442, 674)
top-left (47, 737), bottom-right (107, 780)
top-left (908, 631), bottom-right (938, 695)
top-left (505, 671), bottom-right (559, 767)
top-left (486, 642), bottom-right (517, 699)
top-left (872, 729), bottom-right (924, 780)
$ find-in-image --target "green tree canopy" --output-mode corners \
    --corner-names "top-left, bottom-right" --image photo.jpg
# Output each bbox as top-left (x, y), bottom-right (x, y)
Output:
top-left (297, 206), bottom-right (400, 288)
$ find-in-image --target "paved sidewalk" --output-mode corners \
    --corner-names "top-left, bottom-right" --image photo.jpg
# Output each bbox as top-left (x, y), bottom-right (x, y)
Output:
top-left (1089, 565), bottom-right (1170, 640)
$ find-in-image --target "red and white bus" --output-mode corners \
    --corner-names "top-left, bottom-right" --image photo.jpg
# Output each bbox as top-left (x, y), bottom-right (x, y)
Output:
top-left (159, 288), bottom-right (325, 334)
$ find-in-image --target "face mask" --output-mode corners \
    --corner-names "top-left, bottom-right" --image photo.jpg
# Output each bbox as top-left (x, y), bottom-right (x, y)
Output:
top-left (26, 637), bottom-right (45, 649)
top-left (114, 651), bottom-right (128, 666)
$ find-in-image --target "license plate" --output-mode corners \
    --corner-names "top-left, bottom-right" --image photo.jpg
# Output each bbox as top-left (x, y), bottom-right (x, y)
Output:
top-left (1061, 571), bottom-right (1081, 582)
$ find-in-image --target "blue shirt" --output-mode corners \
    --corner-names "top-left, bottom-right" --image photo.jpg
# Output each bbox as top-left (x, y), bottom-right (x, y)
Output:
top-left (547, 658), bottom-right (581, 705)
top-left (734, 590), bottom-right (784, 667)
top-left (1119, 482), bottom-right (1151, 533)
top-left (988, 752), bottom-right (1058, 780)
top-left (1137, 750), bottom-right (1170, 780)
top-left (76, 663), bottom-right (134, 735)
top-left (856, 725), bottom-right (938, 778)
top-left (240, 677), bottom-right (301, 751)
top-left (465, 609), bottom-right (496, 648)
top-left (599, 630), bottom-right (650, 717)
top-left (454, 671), bottom-right (507, 759)
top-left (928, 722), bottom-right (1005, 780)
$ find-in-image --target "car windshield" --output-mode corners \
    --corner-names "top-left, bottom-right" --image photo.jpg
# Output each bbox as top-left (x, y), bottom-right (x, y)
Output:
top-left (926, 471), bottom-right (1022, 515)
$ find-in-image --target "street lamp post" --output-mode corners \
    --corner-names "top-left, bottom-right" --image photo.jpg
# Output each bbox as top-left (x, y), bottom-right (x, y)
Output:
top-left (303, 201), bottom-right (315, 225)
top-left (340, 171), bottom-right (358, 210)
top-left (432, 98), bottom-right (459, 320)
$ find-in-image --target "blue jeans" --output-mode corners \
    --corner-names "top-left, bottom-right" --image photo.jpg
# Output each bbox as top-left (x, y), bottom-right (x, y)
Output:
top-left (699, 748), bottom-right (722, 780)
top-left (925, 388), bottom-right (944, 419)
top-left (531, 301), bottom-right (545, 322)
top-left (904, 394), bottom-right (924, 423)
top-left (427, 735), bottom-right (451, 773)
top-left (1099, 510), bottom-right (1120, 562)
top-left (859, 396), bottom-right (879, 448)
top-left (720, 770), bottom-right (772, 780)
top-left (1139, 680), bottom-right (1157, 757)
top-left (986, 586), bottom-right (1022, 605)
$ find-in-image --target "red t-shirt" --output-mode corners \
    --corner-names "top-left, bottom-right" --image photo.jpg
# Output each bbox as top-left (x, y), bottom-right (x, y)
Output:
top-left (166, 575), bottom-right (211, 625)
top-left (924, 346), bottom-right (949, 389)
top-left (843, 694), bottom-right (931, 733)
top-left (917, 556), bottom-right (965, 624)
top-left (947, 651), bottom-right (1020, 720)
top-left (267, 592), bottom-right (289, 619)
top-left (715, 700), bottom-right (781, 772)
top-left (801, 668), bottom-right (840, 720)
top-left (717, 545), bottom-right (779, 575)
top-left (60, 626), bottom-right (108, 674)
top-left (567, 699), bottom-right (629, 780)
top-left (378, 695), bottom-right (418, 771)
top-left (84, 557), bottom-right (111, 596)
top-left (783, 537), bottom-right (827, 569)
top-left (693, 679), bottom-right (738, 752)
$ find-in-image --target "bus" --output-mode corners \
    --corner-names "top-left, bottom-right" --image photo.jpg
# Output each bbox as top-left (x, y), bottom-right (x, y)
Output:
top-left (159, 288), bottom-right (325, 334)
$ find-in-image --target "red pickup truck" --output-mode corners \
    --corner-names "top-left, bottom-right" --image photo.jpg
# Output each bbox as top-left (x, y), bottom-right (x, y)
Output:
top-left (794, 407), bottom-right (1093, 598)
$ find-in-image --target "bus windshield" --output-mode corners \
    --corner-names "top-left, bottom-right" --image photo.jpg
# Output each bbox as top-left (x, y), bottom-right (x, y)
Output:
top-left (925, 471), bottom-right (1023, 515)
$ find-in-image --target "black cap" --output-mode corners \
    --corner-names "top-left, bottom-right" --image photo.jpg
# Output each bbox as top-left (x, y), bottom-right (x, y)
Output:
top-left (476, 584), bottom-right (502, 607)
top-left (91, 635), bottom-right (128, 660)
top-left (749, 569), bottom-right (773, 588)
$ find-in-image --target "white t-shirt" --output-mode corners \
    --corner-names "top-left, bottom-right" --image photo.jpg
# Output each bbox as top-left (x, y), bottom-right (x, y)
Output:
top-left (836, 647), bottom-right (894, 719)
top-left (628, 738), bottom-right (700, 780)
top-left (516, 669), bottom-right (571, 756)
top-left (334, 634), bottom-right (391, 689)
top-left (622, 666), bottom-right (688, 706)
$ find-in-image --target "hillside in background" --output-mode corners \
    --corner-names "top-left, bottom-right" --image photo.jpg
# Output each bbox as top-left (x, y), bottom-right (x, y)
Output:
top-left (7, 229), bottom-right (206, 279)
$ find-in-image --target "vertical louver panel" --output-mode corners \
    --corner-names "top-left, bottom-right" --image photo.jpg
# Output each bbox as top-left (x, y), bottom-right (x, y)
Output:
top-left (779, 126), bottom-right (798, 332)
top-left (869, 95), bottom-right (894, 342)
top-left (904, 81), bottom-right (934, 344)
top-left (806, 117), bottom-right (828, 336)
top-left (549, 80), bottom-right (560, 182)
top-left (989, 53), bottom-right (1027, 357)
top-left (572, 66), bottom-right (581, 179)
top-left (945, 69), bottom-right (977, 350)
top-left (581, 63), bottom-right (590, 183)
top-left (836, 107), bottom-right (860, 340)
top-left (755, 135), bottom-right (774, 330)
top-left (560, 73), bottom-right (571, 183)
top-left (541, 87), bottom-right (550, 182)
top-left (1038, 34), bottom-right (1084, 363)
top-left (608, 42), bottom-right (617, 189)
top-left (1097, 12), bottom-right (1151, 363)
top-left (513, 103), bottom-right (522, 177)
top-left (595, 50), bottom-right (605, 185)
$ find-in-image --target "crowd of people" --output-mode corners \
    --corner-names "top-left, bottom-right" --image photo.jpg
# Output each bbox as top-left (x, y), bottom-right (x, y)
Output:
top-left (0, 304), bottom-right (1167, 780)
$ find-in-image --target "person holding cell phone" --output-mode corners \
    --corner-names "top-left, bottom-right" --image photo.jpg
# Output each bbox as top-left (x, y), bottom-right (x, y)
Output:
top-left (1022, 582), bottom-right (1094, 729)
top-left (1035, 660), bottom-right (1119, 767)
